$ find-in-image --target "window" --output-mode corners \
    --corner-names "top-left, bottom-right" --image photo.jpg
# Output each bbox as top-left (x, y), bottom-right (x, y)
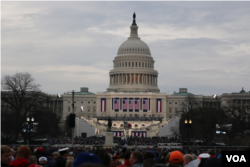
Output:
top-left (113, 124), bottom-right (116, 126)
top-left (169, 108), bottom-right (172, 113)
top-left (93, 107), bottom-right (96, 112)
top-left (142, 124), bottom-right (145, 126)
top-left (88, 107), bottom-right (90, 112)
top-left (81, 101), bottom-right (83, 103)
top-left (88, 101), bottom-right (90, 104)
top-left (169, 116), bottom-right (172, 119)
top-left (68, 101), bottom-right (70, 103)
top-left (68, 107), bottom-right (70, 112)
top-left (175, 102), bottom-right (177, 104)
top-left (169, 102), bottom-right (172, 104)
top-left (152, 114), bottom-right (155, 117)
top-left (88, 115), bottom-right (90, 118)
top-left (135, 124), bottom-right (138, 127)
top-left (74, 101), bottom-right (76, 103)
top-left (94, 101), bottom-right (96, 104)
top-left (130, 114), bottom-right (132, 117)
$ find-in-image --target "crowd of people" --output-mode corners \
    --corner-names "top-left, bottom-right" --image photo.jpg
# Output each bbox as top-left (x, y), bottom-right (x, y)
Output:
top-left (46, 136), bottom-right (181, 146)
top-left (2, 144), bottom-right (248, 167)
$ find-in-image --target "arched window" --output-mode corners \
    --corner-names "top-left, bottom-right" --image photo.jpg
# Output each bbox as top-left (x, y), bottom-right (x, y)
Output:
top-left (126, 62), bottom-right (127, 67)
top-left (142, 63), bottom-right (144, 67)
top-left (122, 62), bottom-right (124, 67)
top-left (142, 124), bottom-right (145, 126)
top-left (132, 62), bottom-right (134, 67)
top-left (136, 62), bottom-right (137, 67)
top-left (135, 124), bottom-right (138, 127)
top-left (129, 62), bottom-right (130, 67)
top-left (139, 62), bottom-right (141, 67)
top-left (145, 63), bottom-right (147, 68)
top-left (113, 124), bottom-right (116, 126)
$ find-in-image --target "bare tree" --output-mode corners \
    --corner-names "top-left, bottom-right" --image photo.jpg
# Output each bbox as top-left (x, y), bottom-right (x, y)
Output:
top-left (221, 99), bottom-right (250, 138)
top-left (1, 72), bottom-right (59, 142)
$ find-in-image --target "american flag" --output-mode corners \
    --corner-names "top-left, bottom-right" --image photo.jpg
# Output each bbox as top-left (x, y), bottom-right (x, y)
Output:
top-left (121, 131), bottom-right (124, 136)
top-left (101, 98), bottom-right (106, 112)
top-left (143, 98), bottom-right (148, 111)
top-left (156, 98), bottom-right (162, 112)
top-left (123, 98), bottom-right (127, 111)
top-left (129, 98), bottom-right (133, 111)
top-left (114, 98), bottom-right (119, 111)
top-left (135, 98), bottom-right (140, 111)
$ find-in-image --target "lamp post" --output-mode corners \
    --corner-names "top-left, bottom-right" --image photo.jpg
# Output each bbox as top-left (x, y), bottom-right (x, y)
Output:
top-left (184, 118), bottom-right (192, 146)
top-left (26, 116), bottom-right (34, 146)
top-left (54, 93), bottom-right (61, 114)
top-left (213, 94), bottom-right (219, 109)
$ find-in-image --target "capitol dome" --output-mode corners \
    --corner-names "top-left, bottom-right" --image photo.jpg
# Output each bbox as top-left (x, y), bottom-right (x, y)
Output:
top-left (117, 38), bottom-right (151, 56)
top-left (107, 13), bottom-right (159, 93)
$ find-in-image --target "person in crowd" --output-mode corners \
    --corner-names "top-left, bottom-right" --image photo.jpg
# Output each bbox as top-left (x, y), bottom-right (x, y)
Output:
top-left (72, 152), bottom-right (102, 167)
top-left (203, 157), bottom-right (221, 167)
top-left (52, 152), bottom-right (59, 160)
top-left (168, 151), bottom-right (183, 167)
top-left (39, 157), bottom-right (48, 167)
top-left (120, 148), bottom-right (127, 164)
top-left (9, 145), bottom-right (38, 167)
top-left (164, 154), bottom-right (170, 166)
top-left (29, 155), bottom-right (37, 164)
top-left (183, 154), bottom-right (194, 167)
top-left (55, 147), bottom-right (69, 167)
top-left (117, 151), bottom-right (131, 167)
top-left (144, 152), bottom-right (155, 161)
top-left (129, 151), bottom-right (144, 167)
top-left (47, 152), bottom-right (59, 167)
top-left (1, 145), bottom-right (12, 167)
top-left (95, 149), bottom-right (111, 167)
top-left (10, 148), bottom-right (15, 161)
top-left (66, 156), bottom-right (74, 167)
top-left (160, 152), bottom-right (168, 164)
top-left (143, 158), bottom-right (156, 167)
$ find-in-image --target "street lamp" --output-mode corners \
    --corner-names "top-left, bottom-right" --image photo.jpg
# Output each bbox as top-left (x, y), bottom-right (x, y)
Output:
top-left (27, 116), bottom-right (34, 145)
top-left (213, 94), bottom-right (219, 109)
top-left (185, 118), bottom-right (192, 146)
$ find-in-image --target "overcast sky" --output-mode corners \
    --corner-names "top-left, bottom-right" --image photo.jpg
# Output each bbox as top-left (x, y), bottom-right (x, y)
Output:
top-left (2, 1), bottom-right (250, 96)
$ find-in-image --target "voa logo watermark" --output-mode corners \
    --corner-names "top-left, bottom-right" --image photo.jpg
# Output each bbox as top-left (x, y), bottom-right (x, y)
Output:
top-left (226, 155), bottom-right (246, 162)
top-left (222, 151), bottom-right (250, 167)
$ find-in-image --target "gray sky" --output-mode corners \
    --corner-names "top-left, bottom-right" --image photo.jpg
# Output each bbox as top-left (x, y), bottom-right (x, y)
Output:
top-left (2, 1), bottom-right (250, 96)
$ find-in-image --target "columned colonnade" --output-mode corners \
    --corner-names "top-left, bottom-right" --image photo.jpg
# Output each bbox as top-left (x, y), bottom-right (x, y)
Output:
top-left (109, 73), bottom-right (158, 86)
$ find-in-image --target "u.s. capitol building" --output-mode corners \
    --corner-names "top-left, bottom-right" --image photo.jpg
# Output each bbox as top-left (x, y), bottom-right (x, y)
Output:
top-left (51, 14), bottom-right (250, 137)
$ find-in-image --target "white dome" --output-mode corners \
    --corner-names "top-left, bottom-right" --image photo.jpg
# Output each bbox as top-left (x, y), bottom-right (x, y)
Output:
top-left (117, 38), bottom-right (151, 55)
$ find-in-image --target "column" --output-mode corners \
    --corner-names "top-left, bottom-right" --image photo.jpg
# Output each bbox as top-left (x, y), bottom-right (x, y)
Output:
top-left (134, 73), bottom-right (136, 84)
top-left (130, 73), bottom-right (132, 85)
top-left (146, 74), bottom-right (148, 85)
top-left (111, 75), bottom-right (114, 85)
top-left (126, 74), bottom-right (128, 84)
top-left (137, 74), bottom-right (139, 84)
top-left (118, 74), bottom-right (120, 85)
